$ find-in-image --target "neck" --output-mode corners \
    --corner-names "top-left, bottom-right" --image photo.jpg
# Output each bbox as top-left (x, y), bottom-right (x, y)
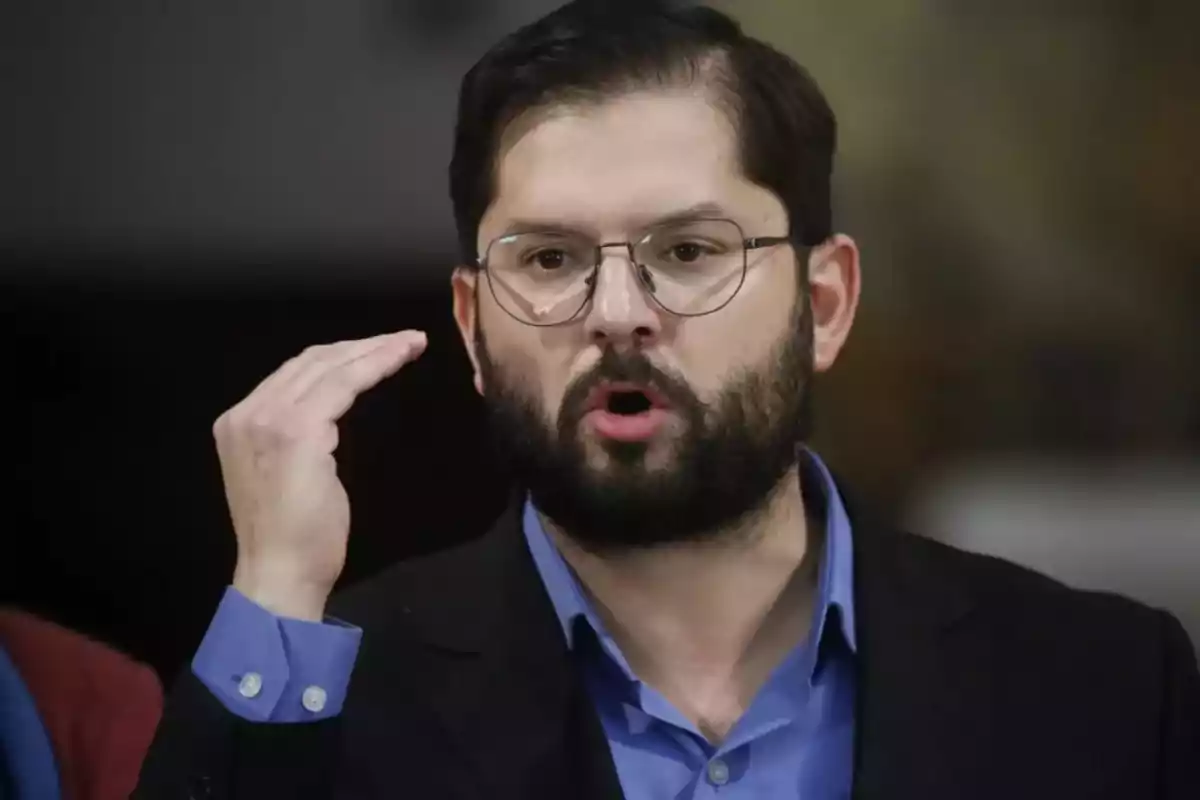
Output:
top-left (545, 464), bottom-right (821, 740)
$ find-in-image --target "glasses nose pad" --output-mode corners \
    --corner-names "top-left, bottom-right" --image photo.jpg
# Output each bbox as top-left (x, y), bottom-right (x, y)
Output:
top-left (636, 263), bottom-right (657, 294)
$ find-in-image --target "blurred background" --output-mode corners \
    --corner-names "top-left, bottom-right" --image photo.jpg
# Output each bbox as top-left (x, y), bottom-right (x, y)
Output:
top-left (3, 0), bottom-right (1197, 678)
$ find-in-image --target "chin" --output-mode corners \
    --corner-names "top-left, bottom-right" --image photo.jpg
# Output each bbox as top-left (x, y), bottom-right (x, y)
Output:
top-left (582, 437), bottom-right (680, 476)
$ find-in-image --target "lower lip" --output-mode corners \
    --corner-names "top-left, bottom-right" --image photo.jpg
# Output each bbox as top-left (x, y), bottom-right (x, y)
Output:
top-left (585, 408), bottom-right (672, 442)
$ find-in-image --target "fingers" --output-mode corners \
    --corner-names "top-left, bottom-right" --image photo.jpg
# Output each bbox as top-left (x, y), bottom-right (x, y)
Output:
top-left (277, 331), bottom-right (426, 406)
top-left (217, 330), bottom-right (428, 442)
top-left (293, 333), bottom-right (428, 423)
top-left (243, 331), bottom-right (421, 405)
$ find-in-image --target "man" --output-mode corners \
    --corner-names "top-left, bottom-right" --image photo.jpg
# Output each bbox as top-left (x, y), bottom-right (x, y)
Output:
top-left (134, 2), bottom-right (1199, 798)
top-left (0, 608), bottom-right (163, 800)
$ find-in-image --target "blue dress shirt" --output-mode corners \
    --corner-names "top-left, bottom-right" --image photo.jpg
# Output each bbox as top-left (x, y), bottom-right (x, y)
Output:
top-left (192, 450), bottom-right (857, 798)
top-left (521, 451), bottom-right (856, 798)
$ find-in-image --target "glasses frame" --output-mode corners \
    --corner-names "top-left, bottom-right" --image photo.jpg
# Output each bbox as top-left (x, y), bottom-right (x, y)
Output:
top-left (477, 217), bottom-right (793, 328)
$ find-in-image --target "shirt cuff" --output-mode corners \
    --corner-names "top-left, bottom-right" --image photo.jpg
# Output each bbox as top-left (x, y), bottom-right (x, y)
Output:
top-left (191, 586), bottom-right (362, 722)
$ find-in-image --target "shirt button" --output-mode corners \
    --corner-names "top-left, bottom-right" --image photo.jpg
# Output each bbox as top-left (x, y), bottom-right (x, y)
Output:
top-left (237, 672), bottom-right (262, 699)
top-left (707, 758), bottom-right (730, 786)
top-left (301, 685), bottom-right (327, 713)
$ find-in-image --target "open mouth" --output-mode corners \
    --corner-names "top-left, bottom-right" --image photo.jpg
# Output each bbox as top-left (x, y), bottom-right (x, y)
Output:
top-left (606, 389), bottom-right (653, 416)
top-left (582, 382), bottom-right (672, 441)
top-left (587, 382), bottom-right (669, 416)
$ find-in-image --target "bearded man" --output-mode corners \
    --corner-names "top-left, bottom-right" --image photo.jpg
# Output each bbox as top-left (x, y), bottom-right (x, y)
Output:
top-left (135, 2), bottom-right (1199, 798)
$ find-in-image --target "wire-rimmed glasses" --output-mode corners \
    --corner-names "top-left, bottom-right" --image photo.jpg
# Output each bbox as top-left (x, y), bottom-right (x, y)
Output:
top-left (478, 218), bottom-right (791, 327)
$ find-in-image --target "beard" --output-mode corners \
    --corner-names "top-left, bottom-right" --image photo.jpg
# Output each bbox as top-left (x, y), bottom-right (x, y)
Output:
top-left (477, 296), bottom-right (813, 553)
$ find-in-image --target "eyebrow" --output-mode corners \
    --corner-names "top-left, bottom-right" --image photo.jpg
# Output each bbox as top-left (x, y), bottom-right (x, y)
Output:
top-left (498, 201), bottom-right (735, 239)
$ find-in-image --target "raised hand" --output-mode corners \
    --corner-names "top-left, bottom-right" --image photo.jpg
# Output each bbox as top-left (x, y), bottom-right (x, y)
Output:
top-left (213, 331), bottom-right (428, 620)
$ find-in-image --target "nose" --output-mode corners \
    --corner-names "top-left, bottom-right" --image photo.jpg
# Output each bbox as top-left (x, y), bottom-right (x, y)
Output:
top-left (582, 246), bottom-right (663, 348)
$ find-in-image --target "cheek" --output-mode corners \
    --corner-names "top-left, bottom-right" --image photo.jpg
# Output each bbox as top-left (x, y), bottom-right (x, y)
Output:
top-left (535, 358), bottom-right (570, 419)
top-left (679, 275), bottom-right (797, 394)
top-left (482, 317), bottom-right (574, 417)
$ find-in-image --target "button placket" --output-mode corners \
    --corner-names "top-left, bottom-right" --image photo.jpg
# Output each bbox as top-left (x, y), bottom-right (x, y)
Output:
top-left (706, 758), bottom-right (730, 786)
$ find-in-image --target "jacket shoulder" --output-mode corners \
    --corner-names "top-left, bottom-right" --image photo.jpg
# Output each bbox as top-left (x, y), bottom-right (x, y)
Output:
top-left (888, 528), bottom-right (1183, 651)
top-left (329, 530), bottom-right (504, 635)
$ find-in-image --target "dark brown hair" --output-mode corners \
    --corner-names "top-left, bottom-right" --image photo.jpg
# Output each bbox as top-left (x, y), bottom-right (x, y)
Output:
top-left (448, 0), bottom-right (837, 263)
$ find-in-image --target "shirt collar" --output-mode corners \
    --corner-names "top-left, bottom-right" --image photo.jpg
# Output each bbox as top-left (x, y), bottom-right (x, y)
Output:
top-left (522, 447), bottom-right (858, 676)
top-left (806, 449), bottom-right (857, 653)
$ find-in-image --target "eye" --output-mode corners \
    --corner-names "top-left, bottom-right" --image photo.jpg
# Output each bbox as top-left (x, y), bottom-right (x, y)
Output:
top-left (524, 248), bottom-right (568, 271)
top-left (661, 240), bottom-right (721, 265)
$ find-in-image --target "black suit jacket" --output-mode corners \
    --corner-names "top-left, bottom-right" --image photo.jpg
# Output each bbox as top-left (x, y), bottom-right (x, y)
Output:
top-left (135, 501), bottom-right (1200, 799)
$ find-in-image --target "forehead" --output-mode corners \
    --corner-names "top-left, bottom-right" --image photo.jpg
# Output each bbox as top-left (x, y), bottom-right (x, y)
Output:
top-left (481, 89), bottom-right (778, 240)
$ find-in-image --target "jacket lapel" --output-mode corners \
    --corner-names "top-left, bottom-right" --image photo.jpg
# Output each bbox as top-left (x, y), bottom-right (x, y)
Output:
top-left (850, 513), bottom-right (997, 799)
top-left (394, 503), bottom-right (625, 800)
top-left (395, 492), bottom-right (1001, 799)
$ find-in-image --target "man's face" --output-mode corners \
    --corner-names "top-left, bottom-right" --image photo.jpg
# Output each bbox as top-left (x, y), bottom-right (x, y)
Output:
top-left (460, 89), bottom-right (814, 551)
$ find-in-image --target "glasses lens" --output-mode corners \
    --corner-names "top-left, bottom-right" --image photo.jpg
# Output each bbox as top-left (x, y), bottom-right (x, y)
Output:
top-left (633, 219), bottom-right (746, 316)
top-left (485, 232), bottom-right (595, 325)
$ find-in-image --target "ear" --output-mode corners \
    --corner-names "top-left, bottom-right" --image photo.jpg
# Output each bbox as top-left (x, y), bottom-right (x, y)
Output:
top-left (806, 233), bottom-right (861, 373)
top-left (450, 267), bottom-right (485, 395)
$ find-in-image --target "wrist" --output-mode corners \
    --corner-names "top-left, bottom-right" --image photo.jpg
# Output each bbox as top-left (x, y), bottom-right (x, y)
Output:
top-left (232, 561), bottom-right (332, 622)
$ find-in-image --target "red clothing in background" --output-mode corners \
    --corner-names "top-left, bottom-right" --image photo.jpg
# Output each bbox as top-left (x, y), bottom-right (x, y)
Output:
top-left (0, 608), bottom-right (163, 800)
